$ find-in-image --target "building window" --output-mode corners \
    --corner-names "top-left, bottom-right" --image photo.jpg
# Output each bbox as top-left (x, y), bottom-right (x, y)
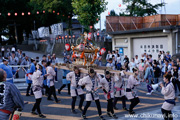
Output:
top-left (144, 45), bottom-right (146, 49)
top-left (148, 45), bottom-right (150, 49)
top-left (152, 45), bottom-right (154, 49)
top-left (140, 45), bottom-right (143, 48)
top-left (156, 45), bottom-right (158, 48)
top-left (160, 45), bottom-right (163, 49)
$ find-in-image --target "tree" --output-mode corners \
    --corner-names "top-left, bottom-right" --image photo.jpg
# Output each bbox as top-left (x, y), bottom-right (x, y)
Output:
top-left (72, 0), bottom-right (107, 29)
top-left (122, 0), bottom-right (164, 17)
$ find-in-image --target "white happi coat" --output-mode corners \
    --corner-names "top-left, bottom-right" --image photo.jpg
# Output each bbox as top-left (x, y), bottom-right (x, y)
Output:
top-left (32, 70), bottom-right (44, 99)
top-left (100, 76), bottom-right (115, 100)
top-left (161, 82), bottom-right (175, 111)
top-left (126, 75), bottom-right (140, 100)
top-left (78, 74), bottom-right (102, 101)
top-left (114, 71), bottom-right (126, 97)
top-left (66, 71), bottom-right (86, 97)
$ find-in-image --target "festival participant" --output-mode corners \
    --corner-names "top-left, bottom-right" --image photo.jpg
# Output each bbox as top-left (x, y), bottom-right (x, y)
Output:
top-left (99, 71), bottom-right (118, 119)
top-left (0, 69), bottom-right (24, 120)
top-left (0, 57), bottom-right (16, 83)
top-left (1, 46), bottom-right (5, 57)
top-left (113, 71), bottom-right (128, 111)
top-left (106, 58), bottom-right (115, 70)
top-left (46, 61), bottom-right (60, 103)
top-left (9, 52), bottom-right (19, 78)
top-left (31, 64), bottom-right (46, 118)
top-left (51, 53), bottom-right (58, 82)
top-left (66, 66), bottom-right (86, 114)
top-left (143, 63), bottom-right (154, 95)
top-left (160, 73), bottom-right (175, 120)
top-left (126, 67), bottom-right (140, 114)
top-left (171, 65), bottom-right (180, 95)
top-left (78, 68), bottom-right (105, 120)
top-left (138, 59), bottom-right (145, 80)
top-left (26, 58), bottom-right (36, 96)
top-left (41, 60), bottom-right (49, 96)
top-left (129, 58), bottom-right (136, 73)
top-left (58, 55), bottom-right (71, 95)
top-left (6, 48), bottom-right (11, 58)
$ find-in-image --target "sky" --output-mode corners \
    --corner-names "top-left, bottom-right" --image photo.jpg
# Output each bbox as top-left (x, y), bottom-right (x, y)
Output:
top-left (95, 0), bottom-right (180, 30)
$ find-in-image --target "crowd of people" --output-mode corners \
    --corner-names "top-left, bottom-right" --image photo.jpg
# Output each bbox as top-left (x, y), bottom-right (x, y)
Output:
top-left (0, 46), bottom-right (178, 120)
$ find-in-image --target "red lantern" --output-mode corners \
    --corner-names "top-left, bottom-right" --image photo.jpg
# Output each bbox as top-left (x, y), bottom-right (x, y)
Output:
top-left (8, 13), bottom-right (11, 16)
top-left (15, 13), bottom-right (17, 16)
top-left (97, 32), bottom-right (100, 36)
top-left (65, 35), bottom-right (68, 39)
top-left (59, 36), bottom-right (61, 39)
top-left (43, 10), bottom-right (45, 13)
top-left (90, 26), bottom-right (93, 29)
top-left (62, 36), bottom-right (64, 39)
top-left (79, 44), bottom-right (85, 51)
top-left (63, 15), bottom-right (64, 16)
top-left (88, 33), bottom-right (92, 40)
top-left (53, 11), bottom-right (55, 13)
top-left (28, 12), bottom-right (31, 15)
top-left (65, 44), bottom-right (71, 51)
top-left (37, 11), bottom-right (39, 14)
top-left (73, 35), bottom-right (75, 38)
top-left (100, 48), bottom-right (106, 55)
top-left (108, 11), bottom-right (110, 15)
top-left (96, 18), bottom-right (99, 21)
top-left (118, 4), bottom-right (121, 7)
top-left (57, 13), bottom-right (59, 15)
top-left (22, 12), bottom-right (24, 16)
top-left (69, 36), bottom-right (71, 39)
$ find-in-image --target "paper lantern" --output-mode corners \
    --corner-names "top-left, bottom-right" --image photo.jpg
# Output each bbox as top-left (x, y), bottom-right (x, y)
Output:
top-left (88, 33), bottom-right (92, 40)
top-left (8, 13), bottom-right (11, 16)
top-left (28, 12), bottom-right (31, 15)
top-left (79, 44), bottom-right (85, 51)
top-left (57, 13), bottom-right (59, 15)
top-left (65, 44), bottom-right (71, 51)
top-left (37, 11), bottom-right (39, 14)
top-left (62, 36), bottom-right (64, 39)
top-left (100, 48), bottom-right (106, 55)
top-left (73, 35), bottom-right (75, 38)
top-left (15, 13), bottom-right (17, 16)
top-left (22, 12), bottom-right (24, 16)
top-left (43, 10), bottom-right (45, 13)
top-left (108, 11), bottom-right (110, 15)
top-left (53, 11), bottom-right (55, 13)
top-left (118, 4), bottom-right (121, 7)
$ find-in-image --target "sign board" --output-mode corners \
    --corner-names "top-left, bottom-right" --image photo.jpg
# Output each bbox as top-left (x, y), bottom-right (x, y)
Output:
top-left (119, 48), bottom-right (124, 55)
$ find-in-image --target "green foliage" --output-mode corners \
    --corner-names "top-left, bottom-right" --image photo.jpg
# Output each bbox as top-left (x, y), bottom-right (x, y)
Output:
top-left (72, 0), bottom-right (107, 27)
top-left (122, 0), bottom-right (164, 16)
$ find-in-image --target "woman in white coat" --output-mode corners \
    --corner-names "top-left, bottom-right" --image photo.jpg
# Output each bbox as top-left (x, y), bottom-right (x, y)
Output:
top-left (126, 67), bottom-right (140, 114)
top-left (66, 66), bottom-right (86, 114)
top-left (31, 64), bottom-right (46, 118)
top-left (78, 68), bottom-right (105, 120)
top-left (160, 73), bottom-right (175, 120)
top-left (99, 71), bottom-right (118, 119)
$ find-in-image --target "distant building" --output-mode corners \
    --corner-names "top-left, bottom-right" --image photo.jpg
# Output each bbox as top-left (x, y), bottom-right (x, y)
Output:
top-left (106, 14), bottom-right (180, 59)
top-left (63, 19), bottom-right (83, 38)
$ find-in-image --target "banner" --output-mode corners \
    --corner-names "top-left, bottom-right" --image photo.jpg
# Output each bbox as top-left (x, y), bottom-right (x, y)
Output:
top-left (51, 23), bottom-right (63, 35)
top-left (38, 27), bottom-right (50, 38)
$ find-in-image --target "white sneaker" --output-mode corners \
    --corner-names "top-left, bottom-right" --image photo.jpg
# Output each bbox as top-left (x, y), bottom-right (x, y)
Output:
top-left (146, 92), bottom-right (152, 95)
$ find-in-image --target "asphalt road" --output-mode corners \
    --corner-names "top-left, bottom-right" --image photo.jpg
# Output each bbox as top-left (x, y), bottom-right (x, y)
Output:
top-left (18, 51), bottom-right (180, 120)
